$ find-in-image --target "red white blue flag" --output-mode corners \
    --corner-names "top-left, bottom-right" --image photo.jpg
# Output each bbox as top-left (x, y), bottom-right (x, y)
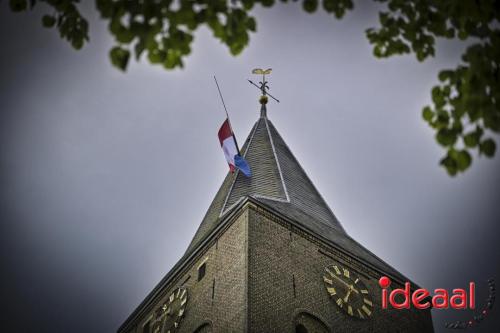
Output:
top-left (218, 119), bottom-right (251, 177)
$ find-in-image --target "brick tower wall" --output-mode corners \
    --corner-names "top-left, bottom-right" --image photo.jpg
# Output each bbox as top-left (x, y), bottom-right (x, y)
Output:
top-left (247, 206), bottom-right (433, 333)
top-left (126, 210), bottom-right (249, 333)
top-left (123, 203), bottom-right (433, 333)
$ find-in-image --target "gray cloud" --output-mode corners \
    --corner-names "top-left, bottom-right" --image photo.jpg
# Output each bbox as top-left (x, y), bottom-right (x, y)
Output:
top-left (1, 1), bottom-right (499, 332)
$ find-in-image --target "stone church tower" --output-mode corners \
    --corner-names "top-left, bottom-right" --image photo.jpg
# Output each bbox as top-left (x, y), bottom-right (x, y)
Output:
top-left (117, 82), bottom-right (434, 333)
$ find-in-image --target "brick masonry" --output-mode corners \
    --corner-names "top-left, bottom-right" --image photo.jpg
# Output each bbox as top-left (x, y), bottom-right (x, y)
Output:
top-left (247, 205), bottom-right (433, 333)
top-left (120, 201), bottom-right (433, 333)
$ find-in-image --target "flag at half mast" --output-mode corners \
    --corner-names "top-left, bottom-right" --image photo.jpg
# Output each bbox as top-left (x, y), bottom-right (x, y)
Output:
top-left (218, 119), bottom-right (251, 177)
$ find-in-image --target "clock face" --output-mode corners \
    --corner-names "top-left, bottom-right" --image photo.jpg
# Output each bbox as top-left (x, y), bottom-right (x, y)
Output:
top-left (161, 287), bottom-right (188, 333)
top-left (323, 264), bottom-right (373, 320)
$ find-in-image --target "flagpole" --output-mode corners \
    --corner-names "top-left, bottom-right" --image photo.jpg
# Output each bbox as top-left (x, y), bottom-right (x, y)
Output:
top-left (214, 75), bottom-right (242, 155)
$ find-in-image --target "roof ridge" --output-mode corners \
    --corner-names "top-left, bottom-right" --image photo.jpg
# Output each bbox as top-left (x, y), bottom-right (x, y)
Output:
top-left (263, 117), bottom-right (290, 202)
top-left (265, 120), bottom-right (345, 234)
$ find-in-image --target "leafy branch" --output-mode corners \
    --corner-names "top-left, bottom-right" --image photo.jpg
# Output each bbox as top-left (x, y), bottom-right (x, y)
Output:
top-left (367, 0), bottom-right (499, 175)
top-left (7, 0), bottom-right (500, 176)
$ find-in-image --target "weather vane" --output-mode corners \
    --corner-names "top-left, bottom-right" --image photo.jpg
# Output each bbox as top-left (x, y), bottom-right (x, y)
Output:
top-left (248, 68), bottom-right (280, 104)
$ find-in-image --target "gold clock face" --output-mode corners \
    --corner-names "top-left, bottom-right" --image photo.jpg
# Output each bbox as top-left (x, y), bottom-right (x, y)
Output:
top-left (161, 287), bottom-right (188, 333)
top-left (323, 264), bottom-right (373, 320)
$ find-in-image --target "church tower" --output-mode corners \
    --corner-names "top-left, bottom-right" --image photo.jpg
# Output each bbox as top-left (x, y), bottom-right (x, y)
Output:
top-left (117, 75), bottom-right (434, 333)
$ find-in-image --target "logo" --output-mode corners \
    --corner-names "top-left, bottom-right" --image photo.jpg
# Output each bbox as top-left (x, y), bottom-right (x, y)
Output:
top-left (378, 276), bottom-right (496, 329)
top-left (379, 276), bottom-right (475, 310)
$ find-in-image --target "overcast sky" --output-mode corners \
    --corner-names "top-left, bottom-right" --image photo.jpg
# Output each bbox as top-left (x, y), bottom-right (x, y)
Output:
top-left (1, 1), bottom-right (499, 332)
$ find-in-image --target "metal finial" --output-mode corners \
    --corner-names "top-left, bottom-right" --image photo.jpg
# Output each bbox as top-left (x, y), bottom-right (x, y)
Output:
top-left (248, 68), bottom-right (280, 117)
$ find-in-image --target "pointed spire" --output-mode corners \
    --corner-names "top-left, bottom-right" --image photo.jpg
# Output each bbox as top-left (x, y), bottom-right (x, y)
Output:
top-left (186, 109), bottom-right (346, 256)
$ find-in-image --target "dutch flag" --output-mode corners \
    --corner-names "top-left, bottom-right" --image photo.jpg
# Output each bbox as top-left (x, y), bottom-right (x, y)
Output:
top-left (218, 119), bottom-right (251, 177)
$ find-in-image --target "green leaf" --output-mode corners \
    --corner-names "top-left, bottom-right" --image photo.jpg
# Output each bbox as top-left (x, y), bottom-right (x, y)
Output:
top-left (456, 150), bottom-right (472, 171)
top-left (479, 139), bottom-right (496, 157)
top-left (323, 0), bottom-right (335, 13)
top-left (134, 41), bottom-right (146, 60)
top-left (71, 38), bottom-right (84, 50)
top-left (431, 86), bottom-right (445, 107)
top-left (451, 120), bottom-right (462, 133)
top-left (436, 128), bottom-right (457, 147)
top-left (96, 0), bottom-right (113, 18)
top-left (9, 0), bottom-right (27, 12)
top-left (109, 46), bottom-right (130, 71)
top-left (147, 49), bottom-right (166, 64)
top-left (416, 50), bottom-right (426, 61)
top-left (164, 50), bottom-right (180, 69)
top-left (116, 29), bottom-right (135, 44)
top-left (440, 154), bottom-right (457, 176)
top-left (438, 70), bottom-right (454, 82)
top-left (242, 0), bottom-right (255, 10)
top-left (229, 42), bottom-right (245, 56)
top-left (246, 17), bottom-right (257, 32)
top-left (373, 45), bottom-right (383, 58)
top-left (422, 106), bottom-right (434, 122)
top-left (463, 131), bottom-right (479, 148)
top-left (42, 15), bottom-right (56, 28)
top-left (303, 0), bottom-right (318, 13)
top-left (260, 0), bottom-right (274, 7)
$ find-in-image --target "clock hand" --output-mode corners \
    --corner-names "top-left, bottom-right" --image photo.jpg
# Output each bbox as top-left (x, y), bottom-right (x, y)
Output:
top-left (330, 272), bottom-right (351, 288)
top-left (330, 274), bottom-right (360, 294)
top-left (348, 284), bottom-right (359, 294)
top-left (344, 288), bottom-right (353, 303)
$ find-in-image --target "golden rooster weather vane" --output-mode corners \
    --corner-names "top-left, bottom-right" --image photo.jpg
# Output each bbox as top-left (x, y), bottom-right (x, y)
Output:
top-left (248, 68), bottom-right (280, 104)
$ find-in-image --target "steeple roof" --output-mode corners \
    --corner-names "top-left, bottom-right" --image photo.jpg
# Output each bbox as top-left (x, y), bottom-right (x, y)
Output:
top-left (186, 105), bottom-right (345, 254)
top-left (184, 105), bottom-right (406, 284)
